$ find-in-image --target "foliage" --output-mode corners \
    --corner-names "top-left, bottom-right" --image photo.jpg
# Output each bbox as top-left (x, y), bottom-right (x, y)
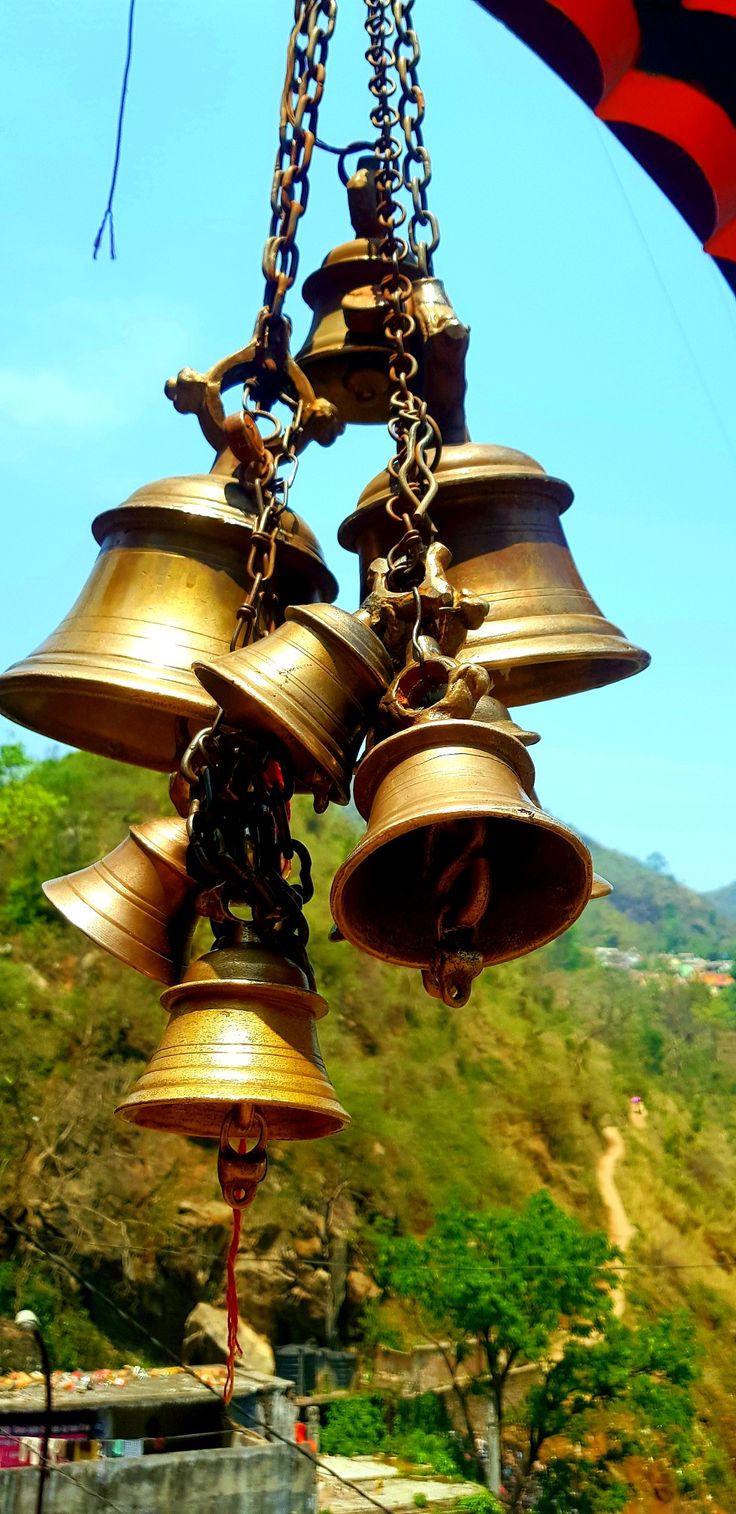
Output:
top-left (320, 1396), bottom-right (387, 1456)
top-left (376, 1192), bottom-right (617, 1410)
top-left (379, 1197), bottom-right (700, 1506)
top-left (412, 1496), bottom-right (428, 1509)
top-left (454, 1495), bottom-right (503, 1513)
top-left (0, 743), bottom-right (733, 1503)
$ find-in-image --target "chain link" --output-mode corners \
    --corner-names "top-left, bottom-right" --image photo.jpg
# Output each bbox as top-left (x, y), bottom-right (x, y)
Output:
top-left (364, 0), bottom-right (442, 588)
top-left (392, 0), bottom-right (439, 275)
top-left (262, 0), bottom-right (338, 320)
top-left (230, 396), bottom-right (303, 650)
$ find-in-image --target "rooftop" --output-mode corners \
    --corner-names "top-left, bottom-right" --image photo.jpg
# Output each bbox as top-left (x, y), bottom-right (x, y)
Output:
top-left (0, 1364), bottom-right (293, 1417)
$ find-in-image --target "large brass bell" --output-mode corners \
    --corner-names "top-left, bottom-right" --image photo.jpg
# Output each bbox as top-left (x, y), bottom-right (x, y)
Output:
top-left (339, 442), bottom-right (649, 706)
top-left (0, 468), bottom-right (336, 770)
top-left (43, 817), bottom-right (199, 985)
top-left (330, 718), bottom-right (592, 1000)
top-left (116, 930), bottom-right (349, 1141)
top-left (194, 604), bottom-right (393, 806)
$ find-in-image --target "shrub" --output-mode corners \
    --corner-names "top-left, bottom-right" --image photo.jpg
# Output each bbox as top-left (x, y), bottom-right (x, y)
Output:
top-left (320, 1396), bottom-right (387, 1457)
top-left (413, 1497), bottom-right (428, 1510)
top-left (387, 1427), bottom-right (462, 1477)
top-left (455, 1494), bottom-right (504, 1513)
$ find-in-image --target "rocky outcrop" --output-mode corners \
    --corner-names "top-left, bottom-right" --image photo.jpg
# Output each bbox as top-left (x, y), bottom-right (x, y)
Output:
top-left (182, 1302), bottom-right (275, 1374)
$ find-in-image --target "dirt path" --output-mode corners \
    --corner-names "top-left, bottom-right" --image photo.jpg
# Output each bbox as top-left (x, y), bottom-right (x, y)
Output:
top-left (597, 1125), bottom-right (635, 1317)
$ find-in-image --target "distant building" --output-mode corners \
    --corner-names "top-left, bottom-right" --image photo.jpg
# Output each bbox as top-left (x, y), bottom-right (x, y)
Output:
top-left (0, 1364), bottom-right (295, 1469)
top-left (695, 972), bottom-right (734, 994)
top-left (592, 947), bottom-right (642, 971)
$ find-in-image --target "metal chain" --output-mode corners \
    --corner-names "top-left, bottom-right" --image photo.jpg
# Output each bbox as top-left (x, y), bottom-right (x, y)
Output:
top-left (392, 0), bottom-right (439, 275)
top-left (262, 0), bottom-right (338, 321)
top-left (180, 728), bottom-right (315, 981)
top-left (364, 0), bottom-right (442, 590)
top-left (169, 5), bottom-right (340, 963)
top-left (230, 396), bottom-right (303, 650)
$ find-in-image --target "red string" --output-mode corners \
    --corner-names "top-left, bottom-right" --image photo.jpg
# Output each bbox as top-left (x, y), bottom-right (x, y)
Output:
top-left (223, 1204), bottom-right (244, 1405)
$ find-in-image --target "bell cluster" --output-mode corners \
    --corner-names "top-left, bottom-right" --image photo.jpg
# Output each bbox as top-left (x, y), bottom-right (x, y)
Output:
top-left (0, 7), bottom-right (648, 1200)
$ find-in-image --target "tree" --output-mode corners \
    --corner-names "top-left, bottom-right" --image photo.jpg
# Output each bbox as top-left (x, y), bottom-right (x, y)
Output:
top-left (377, 1194), bottom-right (699, 1509)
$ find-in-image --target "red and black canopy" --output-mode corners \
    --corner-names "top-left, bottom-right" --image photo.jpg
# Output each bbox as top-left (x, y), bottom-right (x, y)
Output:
top-left (473, 0), bottom-right (736, 293)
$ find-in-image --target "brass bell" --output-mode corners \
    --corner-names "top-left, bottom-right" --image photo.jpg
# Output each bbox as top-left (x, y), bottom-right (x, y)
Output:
top-left (296, 238), bottom-right (421, 424)
top-left (330, 718), bottom-right (592, 999)
top-left (194, 604), bottom-right (393, 806)
top-left (590, 873), bottom-right (613, 899)
top-left (296, 159), bottom-right (419, 425)
top-left (0, 468), bottom-right (336, 771)
top-left (116, 930), bottom-right (349, 1141)
top-left (338, 442), bottom-right (650, 706)
top-left (43, 816), bottom-right (199, 985)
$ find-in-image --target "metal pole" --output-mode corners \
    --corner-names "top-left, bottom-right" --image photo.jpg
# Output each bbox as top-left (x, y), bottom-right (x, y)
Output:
top-left (486, 1394), bottom-right (501, 1496)
top-left (15, 1311), bottom-right (51, 1514)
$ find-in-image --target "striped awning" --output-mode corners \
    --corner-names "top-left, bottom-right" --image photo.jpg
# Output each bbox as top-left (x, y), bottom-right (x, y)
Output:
top-left (473, 0), bottom-right (736, 292)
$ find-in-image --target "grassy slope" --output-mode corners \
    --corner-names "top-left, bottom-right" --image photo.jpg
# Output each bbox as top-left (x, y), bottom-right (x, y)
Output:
top-left (2, 750), bottom-right (736, 1494)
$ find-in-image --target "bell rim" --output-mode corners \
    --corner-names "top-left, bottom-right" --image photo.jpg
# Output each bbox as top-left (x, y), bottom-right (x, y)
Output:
top-left (115, 1090), bottom-right (350, 1140)
top-left (458, 633), bottom-right (651, 706)
top-left (330, 800), bottom-right (592, 971)
top-left (0, 656), bottom-right (216, 772)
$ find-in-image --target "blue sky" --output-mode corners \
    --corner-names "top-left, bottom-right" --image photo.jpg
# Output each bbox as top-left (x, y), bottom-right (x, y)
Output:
top-left (1, 0), bottom-right (735, 891)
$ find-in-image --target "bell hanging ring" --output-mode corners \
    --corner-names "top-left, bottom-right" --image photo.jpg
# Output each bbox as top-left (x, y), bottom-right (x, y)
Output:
top-left (330, 719), bottom-right (592, 1005)
top-left (116, 928), bottom-right (349, 1141)
top-left (194, 605), bottom-right (393, 808)
top-left (218, 1107), bottom-right (269, 1210)
top-left (43, 816), bottom-right (199, 985)
top-left (339, 442), bottom-right (650, 706)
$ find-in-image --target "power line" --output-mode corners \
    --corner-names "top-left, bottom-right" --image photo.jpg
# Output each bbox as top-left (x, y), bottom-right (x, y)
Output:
top-left (592, 117), bottom-right (736, 472)
top-left (23, 1445), bottom-right (127, 1514)
top-left (93, 0), bottom-right (136, 260)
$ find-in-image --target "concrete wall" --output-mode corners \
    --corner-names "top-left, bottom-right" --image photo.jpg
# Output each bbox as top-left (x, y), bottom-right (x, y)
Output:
top-left (0, 1441), bottom-right (315, 1514)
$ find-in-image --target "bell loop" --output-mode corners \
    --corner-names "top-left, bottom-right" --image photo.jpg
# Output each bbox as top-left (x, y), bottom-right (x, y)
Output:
top-left (218, 1108), bottom-right (269, 1211)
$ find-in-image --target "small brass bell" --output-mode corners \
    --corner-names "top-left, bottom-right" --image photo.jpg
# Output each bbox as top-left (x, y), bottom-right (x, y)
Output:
top-left (194, 604), bottom-right (393, 806)
top-left (0, 468), bottom-right (336, 771)
top-left (339, 442), bottom-right (649, 706)
top-left (296, 160), bottom-right (420, 424)
top-left (330, 718), bottom-right (592, 1000)
top-left (116, 930), bottom-right (349, 1141)
top-left (43, 816), bottom-right (199, 985)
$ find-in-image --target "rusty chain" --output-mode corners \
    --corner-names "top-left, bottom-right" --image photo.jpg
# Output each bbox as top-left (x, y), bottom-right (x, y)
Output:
top-left (364, 0), bottom-right (441, 591)
top-left (262, 0), bottom-right (338, 322)
top-left (179, 726), bottom-right (315, 983)
top-left (392, 0), bottom-right (439, 275)
top-left (171, 5), bottom-right (340, 971)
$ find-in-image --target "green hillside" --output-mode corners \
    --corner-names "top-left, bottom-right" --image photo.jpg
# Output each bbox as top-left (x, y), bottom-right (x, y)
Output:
top-left (577, 838), bottom-right (735, 958)
top-left (707, 881), bottom-right (736, 923)
top-left (2, 745), bottom-right (736, 1501)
